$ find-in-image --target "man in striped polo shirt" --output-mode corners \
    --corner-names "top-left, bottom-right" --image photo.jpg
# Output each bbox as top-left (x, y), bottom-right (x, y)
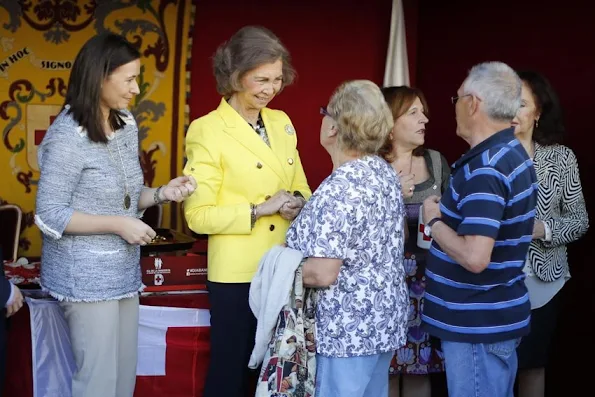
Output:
top-left (421, 62), bottom-right (538, 397)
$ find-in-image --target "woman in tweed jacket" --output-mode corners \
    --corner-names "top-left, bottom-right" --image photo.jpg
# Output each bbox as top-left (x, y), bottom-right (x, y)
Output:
top-left (35, 34), bottom-right (196, 397)
top-left (512, 70), bottom-right (589, 397)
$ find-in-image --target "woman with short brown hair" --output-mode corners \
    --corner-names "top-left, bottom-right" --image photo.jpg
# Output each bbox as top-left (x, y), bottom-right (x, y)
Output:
top-left (213, 26), bottom-right (296, 97)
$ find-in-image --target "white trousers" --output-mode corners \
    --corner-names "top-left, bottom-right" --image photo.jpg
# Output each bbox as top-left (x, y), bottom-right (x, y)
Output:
top-left (60, 295), bottom-right (139, 397)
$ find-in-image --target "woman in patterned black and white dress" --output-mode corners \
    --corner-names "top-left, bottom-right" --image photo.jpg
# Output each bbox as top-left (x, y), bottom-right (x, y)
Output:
top-left (512, 71), bottom-right (589, 397)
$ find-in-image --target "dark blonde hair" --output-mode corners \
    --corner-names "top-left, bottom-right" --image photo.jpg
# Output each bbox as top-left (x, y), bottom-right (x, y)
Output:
top-left (379, 86), bottom-right (430, 162)
top-left (212, 26), bottom-right (296, 97)
top-left (327, 80), bottom-right (394, 155)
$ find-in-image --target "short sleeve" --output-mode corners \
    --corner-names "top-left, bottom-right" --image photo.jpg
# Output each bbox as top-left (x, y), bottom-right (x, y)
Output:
top-left (0, 247), bottom-right (11, 306)
top-left (299, 180), bottom-right (360, 260)
top-left (456, 165), bottom-right (508, 238)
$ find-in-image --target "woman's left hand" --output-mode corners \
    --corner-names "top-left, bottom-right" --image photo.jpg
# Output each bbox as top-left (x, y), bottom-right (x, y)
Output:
top-left (532, 219), bottom-right (546, 240)
top-left (161, 176), bottom-right (197, 202)
top-left (400, 173), bottom-right (415, 199)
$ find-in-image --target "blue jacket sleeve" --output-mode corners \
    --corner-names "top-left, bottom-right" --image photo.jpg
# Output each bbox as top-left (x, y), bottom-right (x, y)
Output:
top-left (0, 248), bottom-right (11, 307)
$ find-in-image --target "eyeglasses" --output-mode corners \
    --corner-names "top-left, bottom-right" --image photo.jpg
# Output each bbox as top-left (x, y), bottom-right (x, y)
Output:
top-left (320, 106), bottom-right (332, 118)
top-left (451, 94), bottom-right (472, 105)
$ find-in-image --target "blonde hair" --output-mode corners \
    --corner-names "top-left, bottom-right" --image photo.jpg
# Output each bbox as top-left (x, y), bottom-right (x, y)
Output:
top-left (327, 80), bottom-right (394, 155)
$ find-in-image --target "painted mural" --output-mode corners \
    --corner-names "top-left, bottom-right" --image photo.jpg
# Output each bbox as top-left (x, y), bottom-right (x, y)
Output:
top-left (0, 0), bottom-right (193, 257)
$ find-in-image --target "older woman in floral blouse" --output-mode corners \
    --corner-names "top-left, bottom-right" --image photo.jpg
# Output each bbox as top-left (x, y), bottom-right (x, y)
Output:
top-left (286, 80), bottom-right (409, 397)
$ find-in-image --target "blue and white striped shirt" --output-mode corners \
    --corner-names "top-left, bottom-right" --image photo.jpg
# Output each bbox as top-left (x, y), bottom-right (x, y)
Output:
top-left (422, 128), bottom-right (538, 343)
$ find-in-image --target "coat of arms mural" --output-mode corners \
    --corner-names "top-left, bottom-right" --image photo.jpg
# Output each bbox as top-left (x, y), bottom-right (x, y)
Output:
top-left (0, 0), bottom-right (193, 257)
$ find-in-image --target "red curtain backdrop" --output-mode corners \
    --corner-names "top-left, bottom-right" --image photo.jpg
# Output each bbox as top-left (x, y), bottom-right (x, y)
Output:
top-left (189, 0), bottom-right (592, 393)
top-left (413, 0), bottom-right (594, 394)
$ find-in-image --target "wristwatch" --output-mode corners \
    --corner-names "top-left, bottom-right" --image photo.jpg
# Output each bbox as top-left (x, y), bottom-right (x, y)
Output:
top-left (424, 217), bottom-right (443, 238)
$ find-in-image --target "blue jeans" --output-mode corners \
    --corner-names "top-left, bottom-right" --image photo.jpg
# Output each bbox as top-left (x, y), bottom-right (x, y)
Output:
top-left (442, 339), bottom-right (520, 397)
top-left (315, 352), bottom-right (393, 397)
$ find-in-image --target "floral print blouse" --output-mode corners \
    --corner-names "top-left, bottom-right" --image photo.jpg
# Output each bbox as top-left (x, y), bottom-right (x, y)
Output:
top-left (286, 155), bottom-right (409, 358)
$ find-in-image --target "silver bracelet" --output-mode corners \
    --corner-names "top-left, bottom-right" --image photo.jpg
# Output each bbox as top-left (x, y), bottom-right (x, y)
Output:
top-left (153, 185), bottom-right (169, 204)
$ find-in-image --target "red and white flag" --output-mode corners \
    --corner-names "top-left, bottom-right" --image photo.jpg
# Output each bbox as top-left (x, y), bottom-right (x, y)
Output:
top-left (135, 303), bottom-right (211, 396)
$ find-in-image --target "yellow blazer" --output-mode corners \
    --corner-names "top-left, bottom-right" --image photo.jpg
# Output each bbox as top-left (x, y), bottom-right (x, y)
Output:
top-left (183, 98), bottom-right (311, 283)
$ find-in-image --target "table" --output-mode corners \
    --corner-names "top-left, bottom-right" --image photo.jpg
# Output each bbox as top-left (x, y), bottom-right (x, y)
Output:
top-left (3, 292), bottom-right (211, 397)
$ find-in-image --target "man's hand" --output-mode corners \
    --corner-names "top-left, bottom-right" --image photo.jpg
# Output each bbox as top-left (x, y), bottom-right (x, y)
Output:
top-left (6, 285), bottom-right (24, 317)
top-left (422, 195), bottom-right (442, 223)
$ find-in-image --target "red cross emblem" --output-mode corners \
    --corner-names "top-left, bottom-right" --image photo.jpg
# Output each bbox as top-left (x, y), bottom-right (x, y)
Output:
top-left (26, 104), bottom-right (62, 171)
top-left (419, 223), bottom-right (432, 241)
top-left (34, 115), bottom-right (56, 145)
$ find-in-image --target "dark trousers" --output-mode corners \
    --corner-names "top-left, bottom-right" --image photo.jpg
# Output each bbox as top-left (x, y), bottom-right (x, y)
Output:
top-left (204, 281), bottom-right (258, 397)
top-left (0, 317), bottom-right (6, 397)
top-left (517, 291), bottom-right (562, 370)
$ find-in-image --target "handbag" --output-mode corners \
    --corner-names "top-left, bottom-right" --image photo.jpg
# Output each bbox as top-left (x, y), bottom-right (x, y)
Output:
top-left (255, 265), bottom-right (317, 397)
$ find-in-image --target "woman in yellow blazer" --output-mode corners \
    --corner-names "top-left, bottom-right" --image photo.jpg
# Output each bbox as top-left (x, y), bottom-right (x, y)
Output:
top-left (183, 26), bottom-right (311, 397)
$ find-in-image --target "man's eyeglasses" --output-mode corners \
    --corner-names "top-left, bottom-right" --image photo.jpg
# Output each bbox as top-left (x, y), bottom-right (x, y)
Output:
top-left (320, 106), bottom-right (332, 117)
top-left (451, 94), bottom-right (472, 105)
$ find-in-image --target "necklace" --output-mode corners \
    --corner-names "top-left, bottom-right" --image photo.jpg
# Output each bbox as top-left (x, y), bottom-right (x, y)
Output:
top-left (393, 153), bottom-right (414, 176)
top-left (106, 132), bottom-right (131, 210)
top-left (406, 154), bottom-right (414, 175)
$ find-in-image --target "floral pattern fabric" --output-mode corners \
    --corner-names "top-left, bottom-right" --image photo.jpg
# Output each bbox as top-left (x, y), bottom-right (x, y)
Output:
top-left (389, 203), bottom-right (446, 374)
top-left (286, 155), bottom-right (408, 358)
top-left (256, 266), bottom-right (317, 397)
top-left (253, 113), bottom-right (271, 147)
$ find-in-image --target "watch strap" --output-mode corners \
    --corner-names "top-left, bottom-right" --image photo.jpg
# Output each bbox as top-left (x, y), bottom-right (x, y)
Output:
top-left (427, 217), bottom-right (443, 228)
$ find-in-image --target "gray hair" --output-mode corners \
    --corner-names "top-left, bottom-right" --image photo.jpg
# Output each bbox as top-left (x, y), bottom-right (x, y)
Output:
top-left (212, 26), bottom-right (296, 97)
top-left (462, 62), bottom-right (521, 121)
top-left (327, 80), bottom-right (394, 155)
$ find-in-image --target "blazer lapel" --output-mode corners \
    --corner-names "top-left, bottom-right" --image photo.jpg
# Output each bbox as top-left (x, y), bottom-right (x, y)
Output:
top-left (261, 109), bottom-right (292, 183)
top-left (216, 99), bottom-right (288, 184)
